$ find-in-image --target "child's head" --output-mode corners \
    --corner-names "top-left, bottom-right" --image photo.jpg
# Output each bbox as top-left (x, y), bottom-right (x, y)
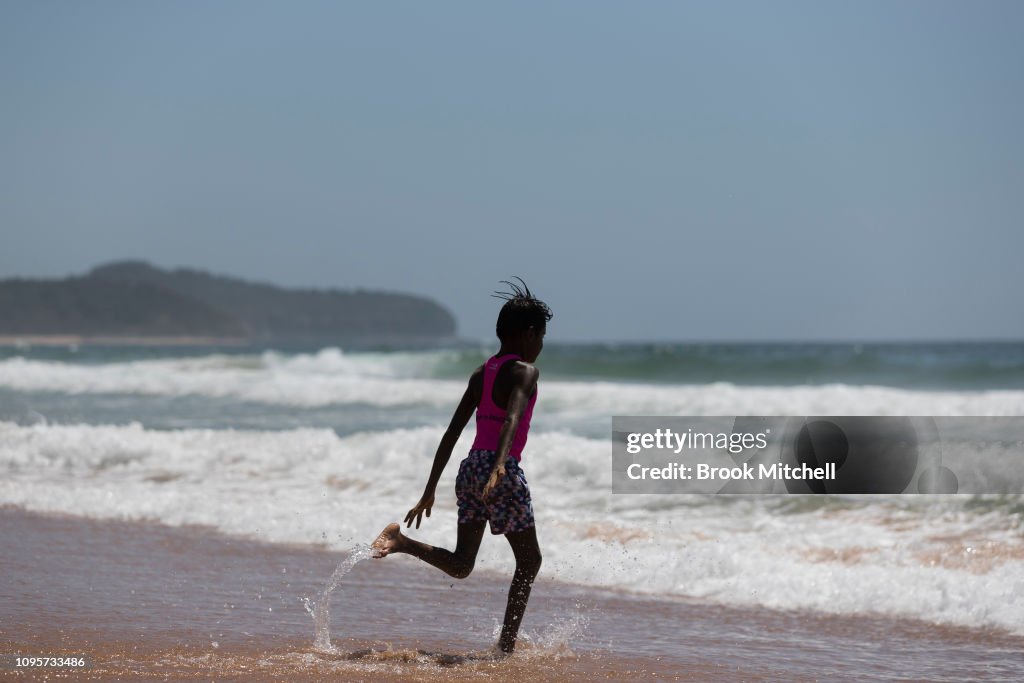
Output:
top-left (493, 278), bottom-right (552, 361)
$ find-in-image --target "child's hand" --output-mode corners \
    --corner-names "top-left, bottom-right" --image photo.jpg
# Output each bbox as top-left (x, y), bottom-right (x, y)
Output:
top-left (482, 464), bottom-right (506, 501)
top-left (404, 493), bottom-right (435, 529)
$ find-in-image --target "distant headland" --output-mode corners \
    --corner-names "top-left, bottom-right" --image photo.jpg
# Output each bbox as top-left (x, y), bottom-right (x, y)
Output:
top-left (0, 261), bottom-right (457, 346)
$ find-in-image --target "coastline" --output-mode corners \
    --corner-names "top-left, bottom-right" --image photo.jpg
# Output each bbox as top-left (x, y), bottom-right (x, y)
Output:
top-left (3, 506), bottom-right (1022, 682)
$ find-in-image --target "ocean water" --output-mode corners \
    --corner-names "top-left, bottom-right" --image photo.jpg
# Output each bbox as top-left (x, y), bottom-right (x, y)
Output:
top-left (1, 341), bottom-right (1023, 636)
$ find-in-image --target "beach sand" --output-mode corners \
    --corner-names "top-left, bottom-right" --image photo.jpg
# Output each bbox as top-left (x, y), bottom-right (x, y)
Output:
top-left (2, 505), bottom-right (1022, 682)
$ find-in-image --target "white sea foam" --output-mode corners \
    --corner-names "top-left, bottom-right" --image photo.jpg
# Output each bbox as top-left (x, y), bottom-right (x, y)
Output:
top-left (2, 420), bottom-right (1022, 635)
top-left (0, 351), bottom-right (463, 407)
top-left (2, 352), bottom-right (1023, 415)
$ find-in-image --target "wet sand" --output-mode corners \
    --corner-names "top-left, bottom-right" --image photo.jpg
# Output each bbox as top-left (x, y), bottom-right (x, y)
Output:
top-left (2, 505), bottom-right (1022, 682)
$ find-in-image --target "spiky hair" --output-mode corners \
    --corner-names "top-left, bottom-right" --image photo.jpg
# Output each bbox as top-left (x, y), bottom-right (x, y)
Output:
top-left (492, 277), bottom-right (553, 340)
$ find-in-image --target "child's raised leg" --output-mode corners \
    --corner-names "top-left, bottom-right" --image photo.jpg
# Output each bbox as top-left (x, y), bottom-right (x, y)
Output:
top-left (372, 520), bottom-right (486, 579)
top-left (498, 526), bottom-right (542, 653)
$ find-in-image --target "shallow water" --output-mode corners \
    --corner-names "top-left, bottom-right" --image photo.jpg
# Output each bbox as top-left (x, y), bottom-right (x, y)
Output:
top-left (3, 507), bottom-right (1023, 682)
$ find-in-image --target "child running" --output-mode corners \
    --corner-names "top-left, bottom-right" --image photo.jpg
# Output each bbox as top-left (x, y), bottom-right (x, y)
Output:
top-left (371, 278), bottom-right (552, 655)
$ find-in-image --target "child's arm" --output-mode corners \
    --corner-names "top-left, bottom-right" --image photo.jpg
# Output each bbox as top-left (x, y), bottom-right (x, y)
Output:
top-left (482, 364), bottom-right (539, 500)
top-left (404, 368), bottom-right (482, 529)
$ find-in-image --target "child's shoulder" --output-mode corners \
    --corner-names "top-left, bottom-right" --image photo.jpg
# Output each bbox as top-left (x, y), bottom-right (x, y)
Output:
top-left (508, 359), bottom-right (540, 383)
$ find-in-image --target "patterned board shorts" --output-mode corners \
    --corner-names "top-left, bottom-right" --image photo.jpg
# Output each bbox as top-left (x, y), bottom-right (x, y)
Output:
top-left (455, 449), bottom-right (535, 535)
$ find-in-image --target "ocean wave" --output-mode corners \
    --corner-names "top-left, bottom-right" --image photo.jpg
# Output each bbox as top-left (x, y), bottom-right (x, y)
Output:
top-left (2, 354), bottom-right (1023, 416)
top-left (2, 420), bottom-right (1022, 635)
top-left (0, 351), bottom-right (463, 407)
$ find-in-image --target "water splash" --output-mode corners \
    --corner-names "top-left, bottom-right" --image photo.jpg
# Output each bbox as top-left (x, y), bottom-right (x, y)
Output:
top-left (534, 603), bottom-right (590, 656)
top-left (302, 543), bottom-right (373, 652)
top-left (491, 601), bottom-right (590, 660)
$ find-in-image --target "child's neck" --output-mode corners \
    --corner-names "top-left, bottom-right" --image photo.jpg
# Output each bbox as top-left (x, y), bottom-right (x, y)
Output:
top-left (497, 344), bottom-right (526, 359)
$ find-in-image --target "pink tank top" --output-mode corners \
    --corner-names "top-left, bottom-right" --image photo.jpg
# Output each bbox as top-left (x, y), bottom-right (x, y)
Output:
top-left (470, 353), bottom-right (537, 461)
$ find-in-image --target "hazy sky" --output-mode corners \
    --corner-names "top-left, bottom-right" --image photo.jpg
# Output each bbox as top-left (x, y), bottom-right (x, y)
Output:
top-left (3, 1), bottom-right (1022, 342)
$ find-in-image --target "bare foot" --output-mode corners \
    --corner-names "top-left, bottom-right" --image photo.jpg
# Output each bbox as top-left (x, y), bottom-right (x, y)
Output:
top-left (371, 523), bottom-right (403, 558)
